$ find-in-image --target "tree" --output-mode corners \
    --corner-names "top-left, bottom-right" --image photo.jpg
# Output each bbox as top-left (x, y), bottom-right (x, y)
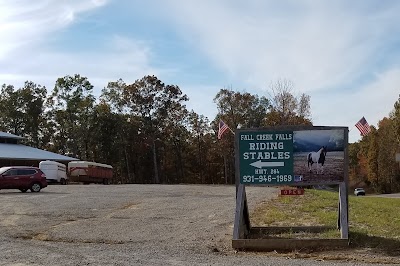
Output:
top-left (0, 82), bottom-right (47, 147)
top-left (0, 84), bottom-right (23, 135)
top-left (186, 111), bottom-right (212, 183)
top-left (366, 127), bottom-right (380, 192)
top-left (213, 89), bottom-right (269, 184)
top-left (101, 75), bottom-right (190, 184)
top-left (349, 141), bottom-right (370, 187)
top-left (376, 118), bottom-right (398, 193)
top-left (264, 79), bottom-right (312, 126)
top-left (100, 79), bottom-right (127, 114)
top-left (47, 74), bottom-right (95, 159)
top-left (349, 142), bottom-right (361, 182)
top-left (214, 89), bottom-right (269, 129)
top-left (88, 101), bottom-right (136, 184)
top-left (100, 79), bottom-right (137, 183)
top-left (19, 81), bottom-right (48, 147)
top-left (390, 94), bottom-right (400, 145)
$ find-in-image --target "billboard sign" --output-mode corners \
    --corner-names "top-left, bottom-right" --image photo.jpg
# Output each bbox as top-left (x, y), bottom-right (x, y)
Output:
top-left (237, 127), bottom-right (347, 185)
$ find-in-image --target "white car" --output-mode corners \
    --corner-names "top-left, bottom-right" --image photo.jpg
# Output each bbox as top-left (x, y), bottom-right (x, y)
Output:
top-left (354, 188), bottom-right (366, 196)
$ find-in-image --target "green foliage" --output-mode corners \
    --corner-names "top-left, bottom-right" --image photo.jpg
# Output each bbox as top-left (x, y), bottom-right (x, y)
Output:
top-left (391, 94), bottom-right (400, 143)
top-left (350, 96), bottom-right (400, 193)
top-left (2, 74), bottom-right (399, 190)
top-left (46, 74), bottom-right (95, 159)
top-left (214, 88), bottom-right (269, 129)
top-left (213, 88), bottom-right (272, 183)
top-left (376, 118), bottom-right (399, 193)
top-left (0, 82), bottom-right (47, 147)
top-left (1, 75), bottom-right (313, 185)
top-left (367, 128), bottom-right (380, 191)
top-left (0, 84), bottom-right (23, 135)
top-left (99, 76), bottom-right (192, 184)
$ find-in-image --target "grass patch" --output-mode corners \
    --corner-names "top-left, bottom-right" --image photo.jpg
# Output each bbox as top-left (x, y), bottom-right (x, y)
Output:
top-left (251, 189), bottom-right (400, 255)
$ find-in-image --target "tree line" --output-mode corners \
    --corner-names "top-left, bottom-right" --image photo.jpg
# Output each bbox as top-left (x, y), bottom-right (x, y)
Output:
top-left (0, 75), bottom-right (311, 184)
top-left (349, 96), bottom-right (400, 193)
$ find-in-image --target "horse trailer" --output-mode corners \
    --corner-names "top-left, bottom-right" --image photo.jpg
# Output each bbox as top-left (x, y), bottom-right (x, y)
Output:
top-left (39, 160), bottom-right (68, 185)
top-left (68, 161), bottom-right (113, 185)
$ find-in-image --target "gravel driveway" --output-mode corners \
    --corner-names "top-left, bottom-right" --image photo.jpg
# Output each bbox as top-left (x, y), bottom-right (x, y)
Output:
top-left (0, 184), bottom-right (394, 265)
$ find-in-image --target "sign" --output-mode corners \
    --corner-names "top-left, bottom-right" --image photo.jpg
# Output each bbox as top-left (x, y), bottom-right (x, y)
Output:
top-left (237, 127), bottom-right (347, 186)
top-left (233, 126), bottom-right (350, 251)
top-left (280, 188), bottom-right (305, 196)
top-left (239, 131), bottom-right (294, 184)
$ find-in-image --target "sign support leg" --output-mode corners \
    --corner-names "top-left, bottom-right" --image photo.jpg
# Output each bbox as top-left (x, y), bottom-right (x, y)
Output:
top-left (339, 182), bottom-right (349, 239)
top-left (233, 184), bottom-right (251, 240)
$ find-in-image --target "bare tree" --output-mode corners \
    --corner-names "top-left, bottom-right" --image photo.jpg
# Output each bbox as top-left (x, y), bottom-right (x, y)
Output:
top-left (265, 79), bottom-right (312, 126)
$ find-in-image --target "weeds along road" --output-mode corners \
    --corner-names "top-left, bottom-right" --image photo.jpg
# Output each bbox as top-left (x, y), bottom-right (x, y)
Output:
top-left (0, 184), bottom-right (392, 266)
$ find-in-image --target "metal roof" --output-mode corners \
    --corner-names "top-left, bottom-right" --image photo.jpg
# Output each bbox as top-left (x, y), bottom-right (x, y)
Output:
top-left (0, 131), bottom-right (25, 140)
top-left (0, 143), bottom-right (79, 161)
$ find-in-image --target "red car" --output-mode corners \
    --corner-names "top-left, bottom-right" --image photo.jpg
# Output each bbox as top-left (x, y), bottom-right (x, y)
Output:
top-left (0, 166), bottom-right (48, 193)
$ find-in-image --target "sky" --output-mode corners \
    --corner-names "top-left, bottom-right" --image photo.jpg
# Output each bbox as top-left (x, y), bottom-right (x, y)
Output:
top-left (1, 0), bottom-right (400, 143)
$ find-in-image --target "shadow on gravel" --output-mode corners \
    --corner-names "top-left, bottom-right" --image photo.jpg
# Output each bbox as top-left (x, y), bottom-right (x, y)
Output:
top-left (289, 233), bottom-right (400, 264)
top-left (38, 191), bottom-right (70, 195)
top-left (349, 231), bottom-right (400, 257)
top-left (239, 230), bottom-right (400, 263)
top-left (0, 191), bottom-right (70, 195)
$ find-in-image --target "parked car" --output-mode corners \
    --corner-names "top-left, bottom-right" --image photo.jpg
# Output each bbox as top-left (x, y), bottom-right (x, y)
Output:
top-left (0, 166), bottom-right (48, 193)
top-left (354, 187), bottom-right (366, 196)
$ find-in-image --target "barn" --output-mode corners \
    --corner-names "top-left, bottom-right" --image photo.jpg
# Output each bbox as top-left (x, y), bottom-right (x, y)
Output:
top-left (0, 131), bottom-right (78, 167)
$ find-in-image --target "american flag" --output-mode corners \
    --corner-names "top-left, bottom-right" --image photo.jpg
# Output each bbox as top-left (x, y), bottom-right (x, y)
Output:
top-left (218, 120), bottom-right (230, 139)
top-left (355, 117), bottom-right (371, 136)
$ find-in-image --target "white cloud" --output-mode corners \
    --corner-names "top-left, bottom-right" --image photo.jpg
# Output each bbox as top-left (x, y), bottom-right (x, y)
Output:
top-left (311, 68), bottom-right (400, 142)
top-left (161, 1), bottom-right (400, 92)
top-left (1, 0), bottom-right (400, 144)
top-left (0, 1), bottom-right (161, 95)
top-left (155, 1), bottom-right (400, 142)
top-left (183, 84), bottom-right (218, 120)
top-left (0, 1), bottom-right (109, 59)
top-left (352, 68), bottom-right (400, 125)
top-left (0, 35), bottom-right (160, 94)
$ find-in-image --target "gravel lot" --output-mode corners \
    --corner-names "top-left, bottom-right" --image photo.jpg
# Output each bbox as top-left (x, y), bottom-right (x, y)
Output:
top-left (0, 184), bottom-right (394, 265)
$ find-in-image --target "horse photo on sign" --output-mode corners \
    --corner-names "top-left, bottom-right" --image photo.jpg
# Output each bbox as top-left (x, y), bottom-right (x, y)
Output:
top-left (307, 146), bottom-right (327, 174)
top-left (293, 129), bottom-right (345, 184)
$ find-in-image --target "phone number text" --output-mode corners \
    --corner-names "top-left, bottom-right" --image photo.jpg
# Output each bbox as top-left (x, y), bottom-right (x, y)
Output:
top-left (242, 175), bottom-right (292, 183)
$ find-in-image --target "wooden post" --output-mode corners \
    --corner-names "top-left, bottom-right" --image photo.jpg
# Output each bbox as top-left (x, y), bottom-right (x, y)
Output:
top-left (340, 127), bottom-right (349, 238)
top-left (233, 184), bottom-right (251, 240)
top-left (339, 182), bottom-right (349, 238)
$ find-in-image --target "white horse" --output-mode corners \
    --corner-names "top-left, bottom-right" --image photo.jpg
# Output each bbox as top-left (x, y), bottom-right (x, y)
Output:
top-left (307, 146), bottom-right (327, 174)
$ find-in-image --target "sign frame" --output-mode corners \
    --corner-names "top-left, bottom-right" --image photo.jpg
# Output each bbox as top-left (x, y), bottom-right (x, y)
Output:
top-left (233, 125), bottom-right (349, 251)
top-left (237, 126), bottom-right (347, 186)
